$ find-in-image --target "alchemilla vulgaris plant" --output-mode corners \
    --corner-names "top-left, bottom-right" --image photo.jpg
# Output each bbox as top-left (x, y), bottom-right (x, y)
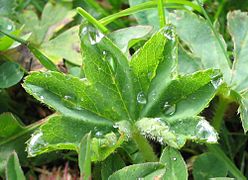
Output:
top-left (0, 0), bottom-right (248, 179)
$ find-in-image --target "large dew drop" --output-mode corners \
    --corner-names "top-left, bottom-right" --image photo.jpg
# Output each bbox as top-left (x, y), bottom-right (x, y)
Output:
top-left (137, 92), bottom-right (147, 104)
top-left (27, 131), bottom-right (47, 157)
top-left (162, 102), bottom-right (176, 116)
top-left (195, 119), bottom-right (218, 143)
top-left (80, 26), bottom-right (104, 45)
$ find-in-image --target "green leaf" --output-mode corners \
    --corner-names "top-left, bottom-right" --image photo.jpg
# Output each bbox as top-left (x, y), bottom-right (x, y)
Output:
top-left (0, 30), bottom-right (58, 71)
top-left (168, 117), bottom-right (218, 145)
top-left (5, 152), bottom-right (25, 180)
top-left (0, 62), bottom-right (24, 89)
top-left (26, 115), bottom-right (113, 157)
top-left (91, 132), bottom-right (125, 161)
top-left (238, 91), bottom-right (248, 132)
top-left (0, 0), bottom-right (16, 16)
top-left (136, 118), bottom-right (178, 148)
top-left (160, 147), bottom-right (188, 180)
top-left (142, 69), bottom-right (222, 119)
top-left (0, 17), bottom-right (17, 51)
top-left (169, 11), bottom-right (231, 83)
top-left (227, 11), bottom-right (248, 92)
top-left (178, 46), bottom-right (202, 75)
top-left (28, 45), bottom-right (59, 71)
top-left (128, 0), bottom-right (160, 29)
top-left (79, 132), bottom-right (92, 180)
top-left (80, 25), bottom-right (137, 121)
top-left (108, 25), bottom-right (153, 54)
top-left (136, 117), bottom-right (218, 148)
top-left (40, 26), bottom-right (82, 65)
top-left (130, 26), bottom-right (176, 97)
top-left (23, 71), bottom-right (120, 122)
top-left (193, 152), bottom-right (228, 180)
top-left (108, 162), bottom-right (165, 180)
top-left (18, 2), bottom-right (75, 45)
top-left (101, 154), bottom-right (125, 180)
top-left (0, 113), bottom-right (41, 176)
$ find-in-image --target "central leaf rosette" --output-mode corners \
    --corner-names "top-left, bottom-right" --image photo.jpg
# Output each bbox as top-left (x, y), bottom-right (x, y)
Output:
top-left (23, 24), bottom-right (219, 162)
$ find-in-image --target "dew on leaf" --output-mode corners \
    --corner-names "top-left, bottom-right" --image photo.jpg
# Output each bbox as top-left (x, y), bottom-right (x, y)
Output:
top-left (64, 95), bottom-right (71, 100)
top-left (95, 131), bottom-right (103, 137)
top-left (27, 131), bottom-right (47, 157)
top-left (40, 96), bottom-right (44, 100)
top-left (7, 24), bottom-right (12, 30)
top-left (151, 91), bottom-right (157, 101)
top-left (195, 119), bottom-right (218, 143)
top-left (137, 92), bottom-right (147, 104)
top-left (211, 78), bottom-right (223, 89)
top-left (162, 102), bottom-right (176, 116)
top-left (81, 26), bottom-right (104, 45)
top-left (173, 157), bottom-right (177, 161)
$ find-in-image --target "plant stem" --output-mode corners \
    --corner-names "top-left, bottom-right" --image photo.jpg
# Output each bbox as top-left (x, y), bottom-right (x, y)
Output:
top-left (209, 97), bottom-right (245, 179)
top-left (214, 0), bottom-right (227, 21)
top-left (77, 7), bottom-right (109, 34)
top-left (158, 0), bottom-right (166, 27)
top-left (99, 0), bottom-right (201, 26)
top-left (212, 96), bottom-right (229, 132)
top-left (132, 129), bottom-right (158, 162)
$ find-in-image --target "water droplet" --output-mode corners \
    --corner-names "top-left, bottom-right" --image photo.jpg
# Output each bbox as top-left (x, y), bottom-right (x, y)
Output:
top-left (147, 72), bottom-right (153, 79)
top-left (162, 102), bottom-right (176, 116)
top-left (95, 131), bottom-right (103, 137)
top-left (173, 157), bottom-right (177, 161)
top-left (44, 71), bottom-right (52, 78)
top-left (64, 95), bottom-right (71, 100)
top-left (27, 131), bottom-right (47, 157)
top-left (7, 24), bottom-right (12, 31)
top-left (103, 50), bottom-right (116, 72)
top-left (195, 119), bottom-right (218, 143)
top-left (81, 26), bottom-right (104, 45)
top-left (151, 91), bottom-right (157, 101)
top-left (154, 118), bottom-right (162, 123)
top-left (163, 25), bottom-right (176, 41)
top-left (158, 137), bottom-right (164, 144)
top-left (113, 123), bottom-right (118, 129)
top-left (137, 92), bottom-right (147, 104)
top-left (211, 78), bottom-right (223, 89)
top-left (40, 96), bottom-right (44, 100)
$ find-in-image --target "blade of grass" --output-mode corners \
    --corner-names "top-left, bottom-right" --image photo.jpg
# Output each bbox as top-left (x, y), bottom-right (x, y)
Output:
top-left (158, 0), bottom-right (166, 27)
top-left (99, 0), bottom-right (201, 26)
top-left (77, 7), bottom-right (109, 34)
top-left (0, 30), bottom-right (58, 71)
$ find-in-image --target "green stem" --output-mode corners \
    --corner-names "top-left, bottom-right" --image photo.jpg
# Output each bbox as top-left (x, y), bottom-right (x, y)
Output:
top-left (214, 0), bottom-right (227, 20)
top-left (77, 7), bottom-right (109, 34)
top-left (195, 0), bottom-right (231, 67)
top-left (99, 0), bottom-right (201, 26)
top-left (132, 128), bottom-right (158, 162)
top-left (207, 144), bottom-right (246, 180)
top-left (208, 97), bottom-right (245, 179)
top-left (158, 0), bottom-right (166, 27)
top-left (212, 96), bottom-right (229, 132)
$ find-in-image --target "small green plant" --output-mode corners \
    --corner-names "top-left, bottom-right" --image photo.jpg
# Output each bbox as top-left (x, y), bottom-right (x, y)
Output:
top-left (0, 0), bottom-right (247, 179)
